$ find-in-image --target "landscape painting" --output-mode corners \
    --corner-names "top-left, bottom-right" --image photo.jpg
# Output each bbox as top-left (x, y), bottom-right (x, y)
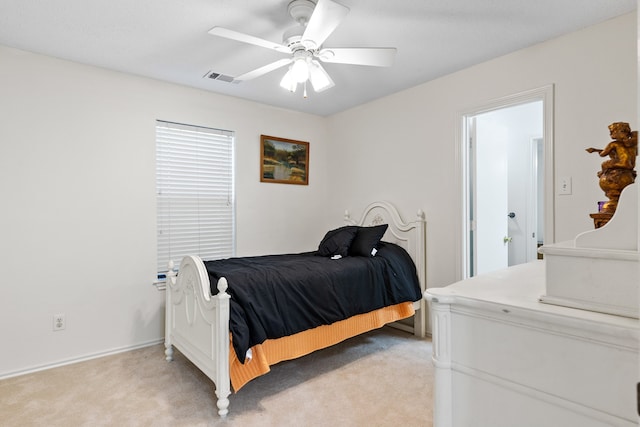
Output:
top-left (260, 135), bottom-right (309, 185)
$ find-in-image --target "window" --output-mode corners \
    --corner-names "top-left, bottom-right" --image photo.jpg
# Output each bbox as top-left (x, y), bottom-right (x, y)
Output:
top-left (155, 120), bottom-right (235, 275)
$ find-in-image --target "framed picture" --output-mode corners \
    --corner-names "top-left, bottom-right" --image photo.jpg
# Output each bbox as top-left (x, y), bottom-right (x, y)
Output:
top-left (260, 135), bottom-right (309, 185)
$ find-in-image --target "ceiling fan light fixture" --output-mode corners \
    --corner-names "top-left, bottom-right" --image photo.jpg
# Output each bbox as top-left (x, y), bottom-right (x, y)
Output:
top-left (308, 60), bottom-right (335, 92)
top-left (291, 57), bottom-right (310, 83)
top-left (279, 67), bottom-right (298, 92)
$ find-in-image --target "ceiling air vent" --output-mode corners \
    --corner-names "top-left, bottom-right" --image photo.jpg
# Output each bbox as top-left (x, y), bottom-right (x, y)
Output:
top-left (204, 71), bottom-right (239, 84)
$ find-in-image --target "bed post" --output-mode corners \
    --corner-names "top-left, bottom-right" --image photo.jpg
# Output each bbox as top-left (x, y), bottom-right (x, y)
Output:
top-left (164, 261), bottom-right (175, 362)
top-left (214, 277), bottom-right (231, 417)
top-left (414, 209), bottom-right (427, 337)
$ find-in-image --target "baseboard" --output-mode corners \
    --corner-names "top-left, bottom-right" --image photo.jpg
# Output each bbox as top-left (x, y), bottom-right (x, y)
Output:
top-left (0, 338), bottom-right (164, 381)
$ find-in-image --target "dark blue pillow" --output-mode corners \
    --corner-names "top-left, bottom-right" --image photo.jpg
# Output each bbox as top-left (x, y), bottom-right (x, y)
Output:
top-left (317, 226), bottom-right (359, 257)
top-left (349, 224), bottom-right (389, 257)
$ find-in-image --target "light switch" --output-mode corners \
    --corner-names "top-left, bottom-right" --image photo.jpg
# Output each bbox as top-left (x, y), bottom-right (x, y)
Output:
top-left (558, 176), bottom-right (572, 195)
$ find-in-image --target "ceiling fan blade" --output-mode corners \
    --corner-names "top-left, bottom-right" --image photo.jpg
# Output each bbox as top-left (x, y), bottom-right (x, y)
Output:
top-left (301, 0), bottom-right (349, 50)
top-left (308, 60), bottom-right (335, 92)
top-left (208, 26), bottom-right (291, 54)
top-left (318, 47), bottom-right (397, 67)
top-left (235, 58), bottom-right (293, 81)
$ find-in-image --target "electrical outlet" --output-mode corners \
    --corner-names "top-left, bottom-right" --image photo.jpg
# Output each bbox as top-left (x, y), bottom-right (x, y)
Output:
top-left (53, 314), bottom-right (66, 331)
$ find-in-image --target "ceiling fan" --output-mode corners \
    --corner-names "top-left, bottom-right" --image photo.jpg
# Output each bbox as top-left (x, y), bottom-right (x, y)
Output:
top-left (208, 0), bottom-right (397, 96)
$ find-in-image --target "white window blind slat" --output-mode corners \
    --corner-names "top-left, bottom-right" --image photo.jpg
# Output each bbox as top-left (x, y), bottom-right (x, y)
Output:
top-left (156, 120), bottom-right (235, 274)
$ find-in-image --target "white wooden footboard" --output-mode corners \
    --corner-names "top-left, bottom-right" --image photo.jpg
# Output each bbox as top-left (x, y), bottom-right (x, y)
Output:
top-left (164, 256), bottom-right (231, 417)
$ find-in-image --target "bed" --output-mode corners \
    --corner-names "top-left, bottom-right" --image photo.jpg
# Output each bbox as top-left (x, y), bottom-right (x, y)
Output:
top-left (164, 201), bottom-right (427, 417)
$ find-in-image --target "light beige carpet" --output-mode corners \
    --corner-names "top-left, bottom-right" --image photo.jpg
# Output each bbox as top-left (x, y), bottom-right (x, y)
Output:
top-left (1, 327), bottom-right (433, 427)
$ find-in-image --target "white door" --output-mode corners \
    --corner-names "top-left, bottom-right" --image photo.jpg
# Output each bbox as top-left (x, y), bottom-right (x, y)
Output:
top-left (472, 113), bottom-right (509, 276)
top-left (459, 85), bottom-right (554, 281)
top-left (465, 100), bottom-right (545, 278)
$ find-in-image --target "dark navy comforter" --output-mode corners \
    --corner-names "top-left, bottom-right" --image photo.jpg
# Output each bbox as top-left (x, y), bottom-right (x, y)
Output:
top-left (204, 242), bottom-right (421, 362)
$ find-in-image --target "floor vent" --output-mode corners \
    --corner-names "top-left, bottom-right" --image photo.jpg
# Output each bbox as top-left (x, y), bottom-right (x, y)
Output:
top-left (204, 71), bottom-right (239, 83)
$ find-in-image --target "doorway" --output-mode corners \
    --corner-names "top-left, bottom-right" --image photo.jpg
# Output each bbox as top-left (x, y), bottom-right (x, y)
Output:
top-left (458, 86), bottom-right (555, 279)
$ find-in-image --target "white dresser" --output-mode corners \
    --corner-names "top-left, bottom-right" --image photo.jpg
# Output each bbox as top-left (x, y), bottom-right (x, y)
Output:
top-left (425, 261), bottom-right (639, 427)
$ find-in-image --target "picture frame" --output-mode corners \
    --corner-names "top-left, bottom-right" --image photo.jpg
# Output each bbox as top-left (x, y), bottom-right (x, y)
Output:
top-left (260, 135), bottom-right (309, 185)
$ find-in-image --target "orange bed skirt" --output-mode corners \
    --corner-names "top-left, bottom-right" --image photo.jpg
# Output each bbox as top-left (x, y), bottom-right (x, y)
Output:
top-left (229, 301), bottom-right (415, 391)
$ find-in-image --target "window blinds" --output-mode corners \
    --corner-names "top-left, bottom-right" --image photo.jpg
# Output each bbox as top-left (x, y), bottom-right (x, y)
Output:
top-left (156, 120), bottom-right (235, 274)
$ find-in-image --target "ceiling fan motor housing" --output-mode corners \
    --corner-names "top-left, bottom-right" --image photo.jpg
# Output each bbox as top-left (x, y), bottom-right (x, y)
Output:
top-left (284, 0), bottom-right (316, 51)
top-left (287, 0), bottom-right (315, 24)
top-left (283, 25), bottom-right (305, 51)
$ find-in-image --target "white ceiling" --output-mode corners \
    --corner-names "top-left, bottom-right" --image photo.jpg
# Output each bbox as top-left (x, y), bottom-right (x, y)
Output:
top-left (0, 0), bottom-right (636, 116)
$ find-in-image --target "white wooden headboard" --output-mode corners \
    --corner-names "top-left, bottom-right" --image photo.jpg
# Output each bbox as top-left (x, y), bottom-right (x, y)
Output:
top-left (344, 201), bottom-right (427, 336)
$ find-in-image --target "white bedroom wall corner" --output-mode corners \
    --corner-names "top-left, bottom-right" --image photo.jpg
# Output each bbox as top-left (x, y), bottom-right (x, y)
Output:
top-left (0, 44), bottom-right (329, 378)
top-left (234, 118), bottom-right (331, 257)
top-left (328, 13), bottom-right (633, 293)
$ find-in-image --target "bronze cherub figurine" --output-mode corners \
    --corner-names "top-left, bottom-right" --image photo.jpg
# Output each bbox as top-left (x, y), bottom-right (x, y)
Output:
top-left (586, 122), bottom-right (637, 223)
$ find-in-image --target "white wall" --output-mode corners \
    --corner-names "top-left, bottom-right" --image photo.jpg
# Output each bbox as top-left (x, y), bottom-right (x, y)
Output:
top-left (326, 12), bottom-right (637, 290)
top-left (1, 11), bottom-right (637, 378)
top-left (0, 45), bottom-right (329, 377)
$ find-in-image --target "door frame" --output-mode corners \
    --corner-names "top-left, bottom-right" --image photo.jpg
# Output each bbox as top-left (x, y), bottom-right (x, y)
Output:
top-left (456, 85), bottom-right (555, 280)
top-left (527, 136), bottom-right (544, 262)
